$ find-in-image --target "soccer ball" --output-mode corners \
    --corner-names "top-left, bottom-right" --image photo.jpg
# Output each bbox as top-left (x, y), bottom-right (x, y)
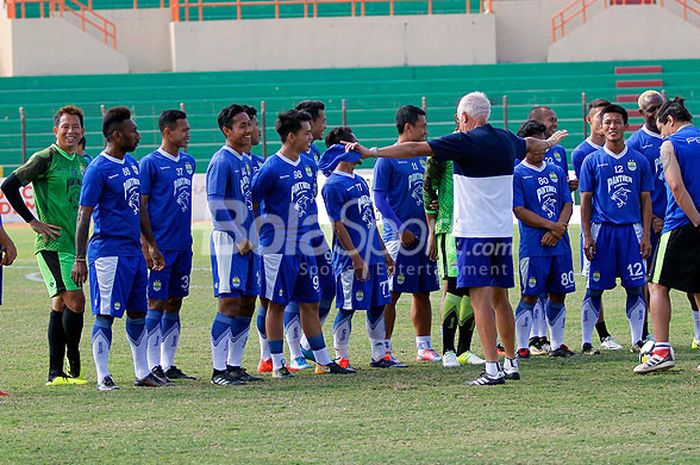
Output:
top-left (638, 339), bottom-right (656, 364)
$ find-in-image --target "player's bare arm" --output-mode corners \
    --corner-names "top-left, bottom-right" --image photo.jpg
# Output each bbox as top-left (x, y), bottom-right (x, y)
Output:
top-left (71, 205), bottom-right (93, 286)
top-left (640, 191), bottom-right (653, 259)
top-left (332, 220), bottom-right (368, 281)
top-left (139, 195), bottom-right (166, 271)
top-left (581, 192), bottom-right (595, 260)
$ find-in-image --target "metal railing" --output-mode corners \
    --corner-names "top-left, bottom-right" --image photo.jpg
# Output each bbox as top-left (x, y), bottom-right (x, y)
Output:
top-left (5, 0), bottom-right (117, 48)
top-left (170, 0), bottom-right (492, 21)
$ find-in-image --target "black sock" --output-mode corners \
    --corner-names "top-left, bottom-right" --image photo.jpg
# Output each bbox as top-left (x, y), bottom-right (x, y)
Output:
top-left (456, 316), bottom-right (475, 355)
top-left (48, 310), bottom-right (66, 378)
top-left (62, 309), bottom-right (84, 378)
top-left (442, 312), bottom-right (458, 354)
top-left (595, 321), bottom-right (611, 342)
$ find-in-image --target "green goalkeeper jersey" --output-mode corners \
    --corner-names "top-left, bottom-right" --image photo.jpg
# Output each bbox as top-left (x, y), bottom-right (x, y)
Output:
top-left (13, 144), bottom-right (86, 254)
top-left (423, 157), bottom-right (454, 235)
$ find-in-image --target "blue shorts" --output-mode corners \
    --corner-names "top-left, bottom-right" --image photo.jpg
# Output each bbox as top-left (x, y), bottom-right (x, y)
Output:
top-left (311, 233), bottom-right (336, 302)
top-left (588, 223), bottom-right (646, 290)
top-left (260, 253), bottom-right (320, 306)
top-left (336, 264), bottom-right (391, 311)
top-left (210, 231), bottom-right (259, 298)
top-left (456, 237), bottom-right (514, 289)
top-left (519, 254), bottom-right (576, 296)
top-left (385, 239), bottom-right (440, 294)
top-left (89, 255), bottom-right (148, 318)
top-left (148, 249), bottom-right (192, 300)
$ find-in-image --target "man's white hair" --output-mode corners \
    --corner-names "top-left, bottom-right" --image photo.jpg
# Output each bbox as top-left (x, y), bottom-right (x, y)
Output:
top-left (457, 91), bottom-right (491, 121)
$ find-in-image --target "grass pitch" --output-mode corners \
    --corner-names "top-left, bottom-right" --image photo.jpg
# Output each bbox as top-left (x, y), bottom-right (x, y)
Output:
top-left (0, 224), bottom-right (699, 465)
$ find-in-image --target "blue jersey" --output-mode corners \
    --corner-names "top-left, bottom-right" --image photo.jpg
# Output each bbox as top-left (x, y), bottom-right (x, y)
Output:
top-left (373, 155), bottom-right (427, 241)
top-left (627, 127), bottom-right (667, 219)
top-left (663, 125), bottom-right (700, 233)
top-left (206, 146), bottom-right (254, 244)
top-left (572, 138), bottom-right (602, 180)
top-left (79, 153), bottom-right (142, 260)
top-left (322, 171), bottom-right (384, 272)
top-left (246, 152), bottom-right (264, 177)
top-left (301, 143), bottom-right (322, 232)
top-left (544, 144), bottom-right (569, 177)
top-left (579, 146), bottom-right (653, 225)
top-left (139, 148), bottom-right (195, 251)
top-left (513, 161), bottom-right (572, 257)
top-left (252, 151), bottom-right (318, 254)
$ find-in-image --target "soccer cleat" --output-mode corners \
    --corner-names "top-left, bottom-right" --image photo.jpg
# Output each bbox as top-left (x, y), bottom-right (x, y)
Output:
top-left (549, 344), bottom-right (575, 358)
top-left (504, 368), bottom-right (520, 381)
top-left (630, 340), bottom-right (644, 354)
top-left (442, 351), bottom-right (460, 368)
top-left (540, 337), bottom-right (551, 353)
top-left (0, 390), bottom-right (10, 396)
top-left (314, 361), bottom-right (355, 375)
top-left (529, 340), bottom-right (547, 356)
top-left (135, 373), bottom-right (166, 387)
top-left (164, 365), bottom-right (197, 380)
top-left (45, 372), bottom-right (72, 387)
top-left (151, 366), bottom-right (173, 385)
top-left (496, 343), bottom-right (506, 357)
top-left (600, 335), bottom-right (623, 350)
top-left (370, 354), bottom-right (405, 368)
top-left (257, 358), bottom-right (273, 373)
top-left (301, 347), bottom-right (316, 362)
top-left (416, 348), bottom-right (442, 362)
top-left (581, 343), bottom-right (600, 355)
top-left (65, 376), bottom-right (88, 386)
top-left (211, 371), bottom-right (245, 386)
top-left (227, 366), bottom-right (262, 383)
top-left (457, 350), bottom-right (485, 365)
top-left (464, 371), bottom-right (505, 386)
top-left (272, 366), bottom-right (295, 379)
top-left (288, 356), bottom-right (313, 372)
top-left (633, 351), bottom-right (676, 374)
top-left (335, 357), bottom-right (357, 372)
top-left (517, 348), bottom-right (531, 359)
top-left (387, 353), bottom-right (408, 368)
top-left (97, 375), bottom-right (119, 391)
top-left (692, 338), bottom-right (700, 350)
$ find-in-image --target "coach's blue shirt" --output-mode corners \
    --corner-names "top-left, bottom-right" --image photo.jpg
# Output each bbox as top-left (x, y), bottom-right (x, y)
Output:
top-left (579, 145), bottom-right (653, 225)
top-left (252, 151), bottom-right (317, 254)
top-left (428, 124), bottom-right (526, 238)
top-left (80, 153), bottom-right (142, 260)
top-left (513, 161), bottom-right (572, 257)
top-left (572, 138), bottom-right (602, 180)
top-left (323, 170), bottom-right (384, 273)
top-left (140, 148), bottom-right (195, 251)
top-left (373, 155), bottom-right (427, 242)
top-left (206, 145), bottom-right (255, 244)
top-left (627, 126), bottom-right (667, 219)
top-left (663, 125), bottom-right (700, 233)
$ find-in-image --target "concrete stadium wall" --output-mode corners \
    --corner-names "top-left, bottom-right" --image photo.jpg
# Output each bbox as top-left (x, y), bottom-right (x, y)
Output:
top-left (170, 14), bottom-right (497, 72)
top-left (548, 5), bottom-right (700, 62)
top-left (0, 13), bottom-right (13, 76)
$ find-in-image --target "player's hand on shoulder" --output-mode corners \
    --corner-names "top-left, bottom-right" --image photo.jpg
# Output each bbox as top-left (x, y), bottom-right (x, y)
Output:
top-left (30, 219), bottom-right (61, 240)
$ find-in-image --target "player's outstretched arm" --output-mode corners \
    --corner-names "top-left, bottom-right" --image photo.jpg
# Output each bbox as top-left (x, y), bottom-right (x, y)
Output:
top-left (344, 141), bottom-right (433, 159)
top-left (525, 130), bottom-right (569, 156)
top-left (661, 140), bottom-right (700, 228)
top-left (72, 205), bottom-right (93, 286)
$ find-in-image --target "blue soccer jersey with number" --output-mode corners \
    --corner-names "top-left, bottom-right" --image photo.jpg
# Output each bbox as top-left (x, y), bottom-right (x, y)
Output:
top-left (572, 138), bottom-right (602, 180)
top-left (627, 127), bottom-right (667, 219)
top-left (543, 144), bottom-right (569, 177)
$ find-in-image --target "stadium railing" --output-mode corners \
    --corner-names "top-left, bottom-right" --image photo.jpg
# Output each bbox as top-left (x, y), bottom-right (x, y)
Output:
top-left (4, 0), bottom-right (117, 47)
top-left (551, 0), bottom-right (700, 42)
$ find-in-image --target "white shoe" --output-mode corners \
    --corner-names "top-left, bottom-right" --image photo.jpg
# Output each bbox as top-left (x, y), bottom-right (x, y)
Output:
top-left (442, 351), bottom-right (460, 368)
top-left (633, 351), bottom-right (675, 374)
top-left (457, 350), bottom-right (486, 365)
top-left (600, 335), bottom-right (623, 350)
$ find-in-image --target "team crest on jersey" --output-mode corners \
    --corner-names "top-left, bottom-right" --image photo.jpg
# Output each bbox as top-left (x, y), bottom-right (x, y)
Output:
top-left (549, 172), bottom-right (558, 183)
top-left (114, 301), bottom-right (121, 311)
top-left (592, 271), bottom-right (601, 282)
top-left (153, 280), bottom-right (162, 292)
top-left (627, 160), bottom-right (637, 171)
top-left (305, 166), bottom-right (313, 177)
top-left (131, 165), bottom-right (139, 175)
top-left (185, 162), bottom-right (194, 175)
top-left (356, 290), bottom-right (365, 301)
top-left (232, 276), bottom-right (241, 288)
top-left (528, 277), bottom-right (537, 288)
top-left (278, 289), bottom-right (284, 297)
top-left (396, 274), bottom-right (406, 285)
top-left (554, 152), bottom-right (562, 162)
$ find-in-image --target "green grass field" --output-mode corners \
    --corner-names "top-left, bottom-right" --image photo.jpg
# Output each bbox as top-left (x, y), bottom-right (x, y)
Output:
top-left (0, 224), bottom-right (699, 465)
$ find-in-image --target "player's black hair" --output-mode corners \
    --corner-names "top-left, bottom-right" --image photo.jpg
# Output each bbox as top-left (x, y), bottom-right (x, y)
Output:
top-left (599, 104), bottom-right (629, 125)
top-left (517, 119), bottom-right (547, 138)
top-left (242, 105), bottom-right (258, 120)
top-left (295, 100), bottom-right (325, 121)
top-left (588, 99), bottom-right (611, 112)
top-left (159, 109), bottom-right (187, 133)
top-left (276, 110), bottom-right (312, 143)
top-left (78, 137), bottom-right (86, 149)
top-left (102, 106), bottom-right (132, 140)
top-left (325, 126), bottom-right (356, 148)
top-left (395, 105), bottom-right (426, 134)
top-left (217, 104), bottom-right (246, 134)
top-left (54, 105), bottom-right (84, 128)
top-left (657, 97), bottom-right (693, 124)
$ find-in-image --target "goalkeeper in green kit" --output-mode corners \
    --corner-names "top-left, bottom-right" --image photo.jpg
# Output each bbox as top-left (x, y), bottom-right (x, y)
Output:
top-left (424, 156), bottom-right (485, 367)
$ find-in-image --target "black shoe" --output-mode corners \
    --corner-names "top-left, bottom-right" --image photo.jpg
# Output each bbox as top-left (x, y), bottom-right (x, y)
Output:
top-left (151, 366), bottom-right (173, 386)
top-left (97, 375), bottom-right (119, 391)
top-left (370, 355), bottom-right (405, 368)
top-left (315, 361), bottom-right (355, 375)
top-left (135, 372), bottom-right (165, 387)
top-left (227, 366), bottom-right (262, 383)
top-left (549, 344), bottom-right (576, 358)
top-left (67, 356), bottom-right (81, 379)
top-left (211, 370), bottom-right (245, 386)
top-left (465, 371), bottom-right (506, 386)
top-left (581, 342), bottom-right (600, 355)
top-left (272, 366), bottom-right (295, 379)
top-left (164, 365), bottom-right (197, 380)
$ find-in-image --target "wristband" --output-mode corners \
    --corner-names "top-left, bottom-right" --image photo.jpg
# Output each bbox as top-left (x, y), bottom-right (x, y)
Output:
top-left (74, 257), bottom-right (86, 262)
top-left (369, 147), bottom-right (379, 157)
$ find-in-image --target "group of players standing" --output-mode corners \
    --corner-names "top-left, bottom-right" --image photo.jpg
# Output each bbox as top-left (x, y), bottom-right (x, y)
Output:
top-left (0, 88), bottom-right (698, 393)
